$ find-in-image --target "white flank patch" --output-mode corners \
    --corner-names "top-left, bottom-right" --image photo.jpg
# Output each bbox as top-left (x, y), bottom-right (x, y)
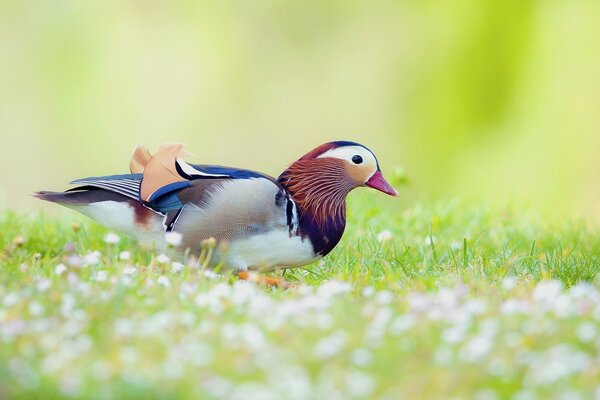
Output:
top-left (70, 201), bottom-right (165, 247)
top-left (224, 229), bottom-right (317, 271)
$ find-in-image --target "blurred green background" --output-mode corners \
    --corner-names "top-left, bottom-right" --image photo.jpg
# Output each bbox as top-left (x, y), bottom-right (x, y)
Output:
top-left (1, 1), bottom-right (599, 217)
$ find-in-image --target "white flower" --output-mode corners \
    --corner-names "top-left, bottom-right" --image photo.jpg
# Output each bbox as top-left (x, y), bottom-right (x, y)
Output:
top-left (157, 276), bottom-right (170, 287)
top-left (37, 279), bottom-right (51, 292)
top-left (83, 251), bottom-right (101, 266)
top-left (3, 292), bottom-right (19, 307)
top-left (314, 332), bottom-right (347, 359)
top-left (203, 270), bottom-right (218, 279)
top-left (461, 335), bottom-right (493, 362)
top-left (362, 286), bottom-right (375, 298)
top-left (350, 348), bottom-right (373, 367)
top-left (317, 280), bottom-right (352, 299)
top-left (156, 254), bottom-right (170, 264)
top-left (376, 230), bottom-right (393, 242)
top-left (114, 318), bottom-right (135, 337)
top-left (501, 299), bottom-right (531, 315)
top-left (165, 231), bottom-right (183, 247)
top-left (171, 262), bottom-right (184, 273)
top-left (389, 315), bottom-right (415, 335)
top-left (94, 270), bottom-right (108, 282)
top-left (526, 344), bottom-right (591, 384)
top-left (532, 280), bottom-right (563, 304)
top-left (103, 232), bottom-right (121, 244)
top-left (576, 323), bottom-right (597, 343)
top-left (123, 267), bottom-right (136, 275)
top-left (119, 251), bottom-right (131, 261)
top-left (501, 276), bottom-right (517, 291)
top-left (28, 301), bottom-right (44, 317)
top-left (54, 263), bottom-right (67, 275)
top-left (442, 324), bottom-right (468, 344)
top-left (375, 290), bottom-right (393, 305)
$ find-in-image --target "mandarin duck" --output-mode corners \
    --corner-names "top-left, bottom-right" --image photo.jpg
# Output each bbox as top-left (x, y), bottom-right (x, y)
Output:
top-left (36, 141), bottom-right (397, 271)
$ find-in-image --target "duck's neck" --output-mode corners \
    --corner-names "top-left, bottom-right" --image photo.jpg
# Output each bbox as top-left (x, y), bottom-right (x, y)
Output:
top-left (278, 159), bottom-right (354, 256)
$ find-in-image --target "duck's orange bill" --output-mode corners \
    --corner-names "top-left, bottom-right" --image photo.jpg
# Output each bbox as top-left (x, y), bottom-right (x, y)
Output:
top-left (366, 171), bottom-right (398, 197)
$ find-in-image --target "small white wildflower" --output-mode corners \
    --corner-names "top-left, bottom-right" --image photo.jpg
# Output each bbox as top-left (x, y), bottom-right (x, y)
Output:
top-left (156, 254), bottom-right (170, 264)
top-left (103, 232), bottom-right (120, 244)
top-left (501, 299), bottom-right (531, 315)
top-left (350, 348), bottom-right (373, 367)
top-left (533, 280), bottom-right (563, 304)
top-left (54, 263), bottom-right (67, 275)
top-left (375, 290), bottom-right (394, 305)
top-left (501, 276), bottom-right (517, 291)
top-left (461, 335), bottom-right (493, 362)
top-left (442, 324), bottom-right (467, 344)
top-left (425, 236), bottom-right (436, 245)
top-left (314, 332), bottom-right (347, 359)
top-left (123, 267), bottom-right (136, 275)
top-left (526, 344), bottom-right (591, 384)
top-left (464, 299), bottom-right (487, 315)
top-left (114, 318), bottom-right (135, 337)
top-left (576, 322), bottom-right (596, 343)
top-left (317, 280), bottom-right (352, 299)
top-left (37, 279), bottom-right (51, 292)
top-left (389, 315), bottom-right (415, 335)
top-left (83, 251), bottom-right (101, 266)
top-left (362, 286), bottom-right (375, 298)
top-left (119, 251), bottom-right (131, 261)
top-left (203, 270), bottom-right (218, 279)
top-left (449, 240), bottom-right (462, 250)
top-left (94, 270), bottom-right (108, 282)
top-left (157, 276), bottom-right (170, 287)
top-left (171, 262), bottom-right (184, 273)
top-left (66, 255), bottom-right (82, 267)
top-left (28, 301), bottom-right (44, 317)
top-left (3, 292), bottom-right (19, 307)
top-left (376, 230), bottom-right (393, 242)
top-left (165, 231), bottom-right (183, 247)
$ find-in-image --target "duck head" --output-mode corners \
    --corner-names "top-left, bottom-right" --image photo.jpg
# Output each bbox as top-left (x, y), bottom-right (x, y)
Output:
top-left (278, 141), bottom-right (398, 229)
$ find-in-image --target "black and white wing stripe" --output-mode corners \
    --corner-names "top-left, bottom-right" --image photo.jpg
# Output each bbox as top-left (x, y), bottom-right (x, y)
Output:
top-left (69, 174), bottom-right (142, 201)
top-left (284, 193), bottom-right (300, 236)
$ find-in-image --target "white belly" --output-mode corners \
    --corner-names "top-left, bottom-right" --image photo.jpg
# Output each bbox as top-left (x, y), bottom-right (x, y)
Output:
top-left (222, 229), bottom-right (318, 271)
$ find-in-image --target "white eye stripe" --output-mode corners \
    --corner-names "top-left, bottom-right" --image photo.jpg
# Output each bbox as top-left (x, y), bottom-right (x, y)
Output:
top-left (317, 146), bottom-right (377, 165)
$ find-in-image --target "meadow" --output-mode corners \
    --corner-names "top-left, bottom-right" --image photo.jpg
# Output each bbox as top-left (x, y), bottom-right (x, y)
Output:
top-left (1, 1), bottom-right (600, 398)
top-left (2, 194), bottom-right (600, 399)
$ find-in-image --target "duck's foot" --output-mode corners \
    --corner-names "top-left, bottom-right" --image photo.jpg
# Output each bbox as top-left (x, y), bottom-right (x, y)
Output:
top-left (237, 270), bottom-right (293, 289)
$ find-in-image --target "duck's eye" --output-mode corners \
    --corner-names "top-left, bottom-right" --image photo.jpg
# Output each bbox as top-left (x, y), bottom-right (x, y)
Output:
top-left (352, 155), bottom-right (363, 164)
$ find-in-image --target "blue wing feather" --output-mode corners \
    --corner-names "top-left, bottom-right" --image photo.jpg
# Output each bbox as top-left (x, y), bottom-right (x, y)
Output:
top-left (188, 164), bottom-right (267, 180)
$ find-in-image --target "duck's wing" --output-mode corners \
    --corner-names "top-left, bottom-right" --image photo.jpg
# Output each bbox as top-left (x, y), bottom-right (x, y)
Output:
top-left (135, 144), bottom-right (291, 248)
top-left (69, 174), bottom-right (143, 200)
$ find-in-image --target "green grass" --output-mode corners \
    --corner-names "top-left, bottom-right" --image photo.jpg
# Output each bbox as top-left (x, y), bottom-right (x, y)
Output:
top-left (1, 196), bottom-right (600, 399)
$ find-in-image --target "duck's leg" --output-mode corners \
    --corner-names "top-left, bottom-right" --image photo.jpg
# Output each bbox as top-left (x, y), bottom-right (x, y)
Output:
top-left (237, 270), bottom-right (293, 289)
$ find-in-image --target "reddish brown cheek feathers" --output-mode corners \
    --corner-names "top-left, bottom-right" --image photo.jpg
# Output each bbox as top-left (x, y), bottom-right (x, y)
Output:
top-left (365, 171), bottom-right (398, 196)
